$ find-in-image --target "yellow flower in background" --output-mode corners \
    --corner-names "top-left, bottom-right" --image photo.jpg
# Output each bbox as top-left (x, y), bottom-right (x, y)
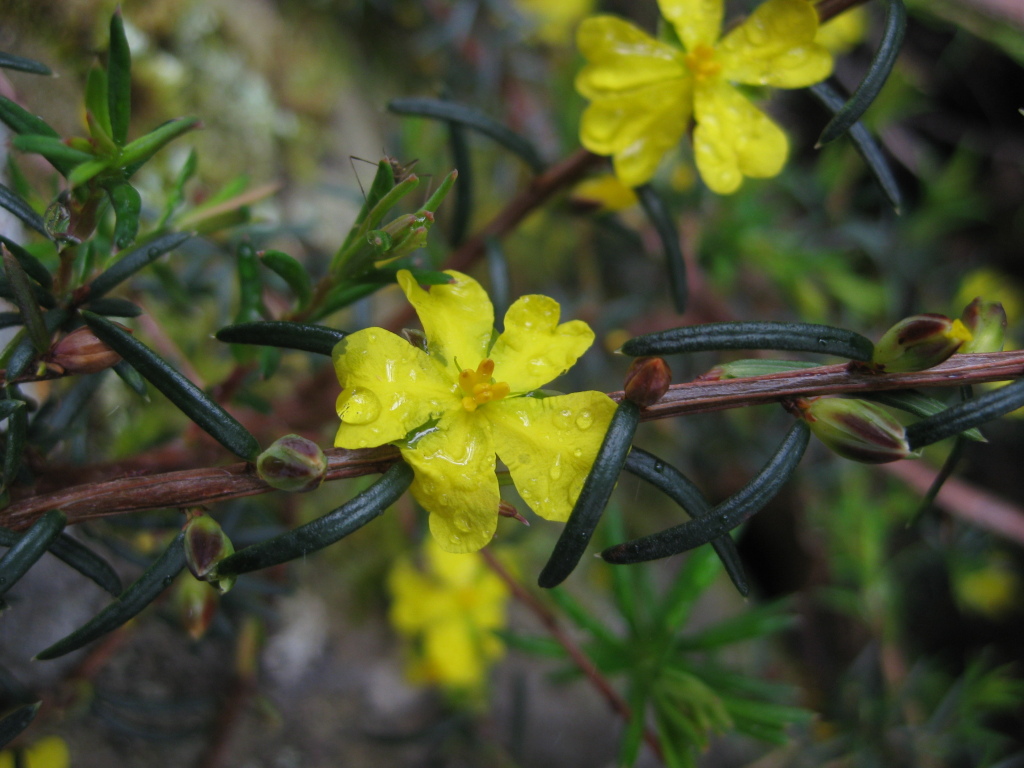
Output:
top-left (388, 538), bottom-right (510, 690)
top-left (815, 6), bottom-right (868, 54)
top-left (576, 0), bottom-right (832, 193)
top-left (333, 270), bottom-right (616, 553)
top-left (517, 0), bottom-right (595, 45)
top-left (571, 173), bottom-right (640, 211)
top-left (0, 736), bottom-right (70, 768)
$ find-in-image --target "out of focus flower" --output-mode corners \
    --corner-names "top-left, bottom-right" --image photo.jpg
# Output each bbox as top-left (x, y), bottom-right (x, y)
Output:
top-left (388, 538), bottom-right (510, 691)
top-left (576, 0), bottom-right (832, 193)
top-left (516, 0), bottom-right (595, 45)
top-left (815, 6), bottom-right (868, 54)
top-left (571, 174), bottom-right (640, 211)
top-left (0, 736), bottom-right (70, 768)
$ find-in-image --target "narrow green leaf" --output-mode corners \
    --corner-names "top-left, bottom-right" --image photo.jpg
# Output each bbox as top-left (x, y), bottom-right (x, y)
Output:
top-left (84, 296), bottom-right (143, 317)
top-left (546, 587), bottom-right (623, 647)
top-left (0, 510), bottom-right (67, 599)
top-left (0, 95), bottom-right (61, 140)
top-left (27, 369), bottom-right (106, 453)
top-left (35, 531), bottom-right (186, 660)
top-left (85, 65), bottom-right (113, 140)
top-left (864, 389), bottom-right (984, 441)
top-left (817, 0), bottom-right (907, 146)
top-left (708, 359), bottom-right (819, 379)
top-left (1, 402), bottom-right (27, 491)
top-left (621, 321), bottom-right (874, 361)
top-left (624, 447), bottom-right (749, 596)
top-left (1, 246), bottom-right (50, 354)
top-left (312, 282), bottom-right (379, 320)
top-left (156, 148), bottom-right (197, 228)
top-left (11, 134), bottom-right (95, 169)
top-left (0, 51), bottom-right (52, 75)
top-left (389, 98), bottom-right (545, 173)
top-left (660, 546), bottom-right (721, 631)
top-left (0, 235), bottom-right (54, 289)
top-left (809, 81), bottom-right (902, 212)
top-left (259, 250), bottom-right (312, 306)
top-left (602, 421), bottom-right (810, 564)
top-left (82, 312), bottom-right (262, 460)
top-left (636, 184), bottom-right (687, 314)
top-left (906, 377), bottom-right (1024, 450)
top-left (112, 358), bottom-right (147, 396)
top-left (493, 631), bottom-right (566, 659)
top-left (677, 602), bottom-right (794, 650)
top-left (0, 277), bottom-right (57, 310)
top-left (66, 158), bottom-right (111, 188)
top-left (215, 321), bottom-right (347, 356)
top-left (84, 230), bottom-right (191, 300)
top-left (337, 159), bottom-right (395, 256)
top-left (446, 120), bottom-right (472, 246)
top-left (2, 308), bottom-right (66, 382)
top-left (422, 169), bottom-right (457, 213)
top-left (0, 702), bottom-right (40, 749)
top-left (103, 179), bottom-right (141, 249)
top-left (0, 183), bottom-right (49, 239)
top-left (107, 9), bottom-right (132, 146)
top-left (619, 683), bottom-right (648, 768)
top-left (538, 399), bottom-right (641, 588)
top-left (0, 527), bottom-right (122, 596)
top-left (234, 240), bottom-right (264, 324)
top-left (120, 117), bottom-right (201, 177)
top-left (214, 461), bottom-right (414, 577)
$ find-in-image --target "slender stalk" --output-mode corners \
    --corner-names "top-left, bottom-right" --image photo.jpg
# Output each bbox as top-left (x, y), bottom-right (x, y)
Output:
top-left (479, 549), bottom-right (665, 764)
top-left (4, 352), bottom-right (1023, 530)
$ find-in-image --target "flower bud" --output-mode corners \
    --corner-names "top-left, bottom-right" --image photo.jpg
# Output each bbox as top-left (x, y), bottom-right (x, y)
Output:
top-left (173, 574), bottom-right (219, 640)
top-left (46, 325), bottom-right (125, 374)
top-left (183, 513), bottom-right (236, 593)
top-left (871, 313), bottom-right (972, 372)
top-left (256, 434), bottom-right (327, 493)
top-left (623, 356), bottom-right (672, 407)
top-left (959, 298), bottom-right (1006, 354)
top-left (801, 397), bottom-right (916, 463)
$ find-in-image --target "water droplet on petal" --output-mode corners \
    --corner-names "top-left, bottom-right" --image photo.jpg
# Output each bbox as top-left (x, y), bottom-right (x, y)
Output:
top-left (573, 448), bottom-right (583, 458)
top-left (549, 465), bottom-right (562, 480)
top-left (450, 533), bottom-right (462, 544)
top-left (454, 514), bottom-right (473, 532)
top-left (575, 410), bottom-right (594, 430)
top-left (553, 408), bottom-right (573, 430)
top-left (339, 388), bottom-right (382, 425)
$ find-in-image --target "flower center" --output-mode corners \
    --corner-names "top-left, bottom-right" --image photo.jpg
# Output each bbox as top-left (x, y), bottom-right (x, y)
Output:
top-left (684, 44), bottom-right (721, 82)
top-left (458, 359), bottom-right (510, 412)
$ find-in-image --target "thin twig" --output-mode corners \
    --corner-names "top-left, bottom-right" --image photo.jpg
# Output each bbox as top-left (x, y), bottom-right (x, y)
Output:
top-left (479, 548), bottom-right (665, 764)
top-left (6, 352), bottom-right (1024, 529)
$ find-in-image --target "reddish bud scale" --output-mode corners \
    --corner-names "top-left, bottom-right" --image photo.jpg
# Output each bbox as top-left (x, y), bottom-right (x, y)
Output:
top-left (802, 397), bottom-right (915, 464)
top-left (46, 325), bottom-right (125, 374)
top-left (623, 356), bottom-right (672, 407)
top-left (256, 434), bottom-right (328, 492)
top-left (183, 514), bottom-right (235, 580)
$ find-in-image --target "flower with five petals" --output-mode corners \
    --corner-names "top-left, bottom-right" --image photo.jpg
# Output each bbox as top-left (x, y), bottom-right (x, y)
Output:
top-left (333, 270), bottom-right (616, 553)
top-left (576, 0), bottom-right (833, 193)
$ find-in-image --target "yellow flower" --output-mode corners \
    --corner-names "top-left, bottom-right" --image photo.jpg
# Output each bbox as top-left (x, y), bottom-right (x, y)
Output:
top-left (576, 0), bottom-right (832, 193)
top-left (388, 538), bottom-right (510, 690)
top-left (516, 0), bottom-right (595, 45)
top-left (0, 736), bottom-right (70, 768)
top-left (571, 173), bottom-right (640, 211)
top-left (333, 270), bottom-right (617, 553)
top-left (815, 6), bottom-right (868, 54)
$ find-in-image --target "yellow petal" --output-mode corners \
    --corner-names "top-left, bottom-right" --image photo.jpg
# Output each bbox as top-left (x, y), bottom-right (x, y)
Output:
top-left (487, 391), bottom-right (617, 522)
top-left (423, 619), bottom-right (485, 687)
top-left (815, 6), bottom-right (868, 54)
top-left (401, 410), bottom-right (500, 553)
top-left (388, 558), bottom-right (445, 632)
top-left (693, 80), bottom-right (788, 194)
top-left (333, 328), bottom-right (456, 449)
top-left (490, 294), bottom-right (595, 392)
top-left (397, 269), bottom-right (494, 377)
top-left (658, 0), bottom-right (723, 51)
top-left (579, 82), bottom-right (691, 188)
top-left (716, 0), bottom-right (832, 87)
top-left (575, 16), bottom-right (685, 98)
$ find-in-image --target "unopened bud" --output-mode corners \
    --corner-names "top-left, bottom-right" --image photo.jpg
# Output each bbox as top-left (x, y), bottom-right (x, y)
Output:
top-left (173, 574), bottom-right (219, 640)
top-left (871, 314), bottom-right (972, 372)
top-left (183, 513), bottom-right (236, 593)
top-left (256, 434), bottom-right (327, 493)
top-left (959, 298), bottom-right (1006, 354)
top-left (46, 325), bottom-right (125, 374)
top-left (623, 356), bottom-right (672, 407)
top-left (800, 397), bottom-right (916, 463)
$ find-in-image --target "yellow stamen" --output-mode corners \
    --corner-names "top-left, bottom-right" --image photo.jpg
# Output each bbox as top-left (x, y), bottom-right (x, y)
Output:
top-left (458, 359), bottom-right (510, 411)
top-left (684, 44), bottom-right (721, 82)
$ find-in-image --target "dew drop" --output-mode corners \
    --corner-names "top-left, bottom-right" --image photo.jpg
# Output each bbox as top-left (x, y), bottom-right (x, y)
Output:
top-left (572, 448), bottom-right (583, 458)
top-left (553, 408), bottom-right (574, 430)
top-left (653, 461), bottom-right (664, 473)
top-left (450, 533), bottom-right (462, 544)
top-left (549, 464), bottom-right (562, 481)
top-left (454, 514), bottom-right (473, 532)
top-left (575, 410), bottom-right (594, 430)
top-left (339, 388), bottom-right (382, 425)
